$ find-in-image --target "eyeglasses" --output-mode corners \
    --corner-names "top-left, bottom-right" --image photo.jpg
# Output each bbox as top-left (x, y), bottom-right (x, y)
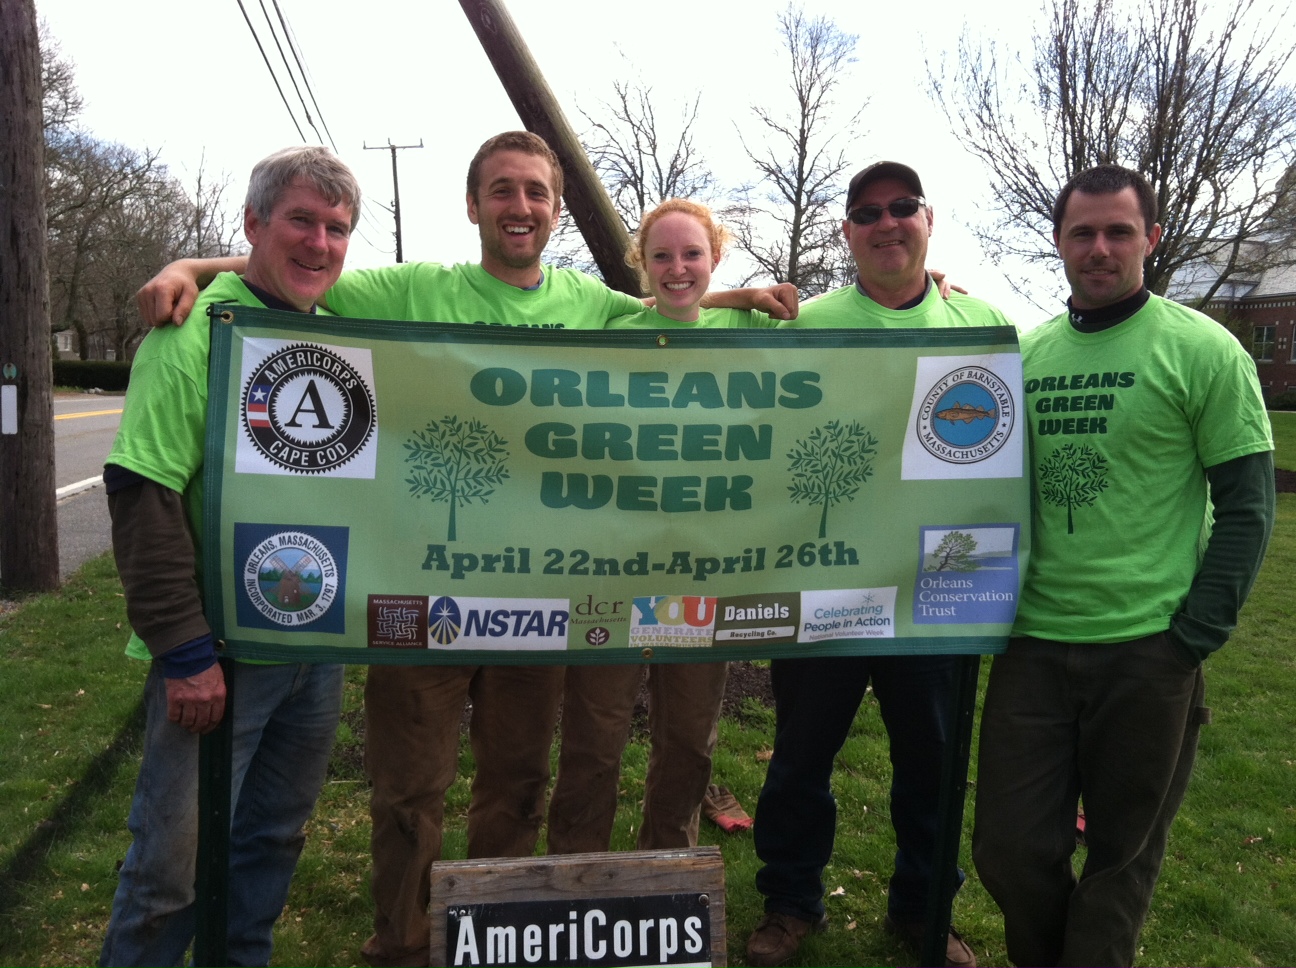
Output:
top-left (846, 197), bottom-right (926, 225)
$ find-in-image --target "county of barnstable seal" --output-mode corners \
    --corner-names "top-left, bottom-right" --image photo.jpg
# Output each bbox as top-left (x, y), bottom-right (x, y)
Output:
top-left (916, 364), bottom-right (1016, 464)
top-left (239, 340), bottom-right (377, 476)
top-left (901, 353), bottom-right (1024, 481)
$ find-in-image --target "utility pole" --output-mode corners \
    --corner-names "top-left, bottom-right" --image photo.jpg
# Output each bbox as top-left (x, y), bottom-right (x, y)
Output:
top-left (0, 0), bottom-right (59, 592)
top-left (458, 0), bottom-right (641, 295)
top-left (365, 140), bottom-right (423, 263)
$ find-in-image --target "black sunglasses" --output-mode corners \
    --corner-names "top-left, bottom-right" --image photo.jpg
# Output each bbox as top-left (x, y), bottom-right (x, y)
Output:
top-left (846, 197), bottom-right (926, 225)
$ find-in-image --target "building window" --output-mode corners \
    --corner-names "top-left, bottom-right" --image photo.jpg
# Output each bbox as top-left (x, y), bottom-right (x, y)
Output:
top-left (1252, 326), bottom-right (1275, 362)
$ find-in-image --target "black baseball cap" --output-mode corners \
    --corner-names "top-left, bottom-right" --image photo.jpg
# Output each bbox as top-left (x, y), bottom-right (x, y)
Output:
top-left (845, 161), bottom-right (925, 213)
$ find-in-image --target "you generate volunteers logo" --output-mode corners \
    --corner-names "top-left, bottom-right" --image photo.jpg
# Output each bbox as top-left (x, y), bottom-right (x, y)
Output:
top-left (241, 341), bottom-right (376, 474)
top-left (915, 365), bottom-right (1016, 464)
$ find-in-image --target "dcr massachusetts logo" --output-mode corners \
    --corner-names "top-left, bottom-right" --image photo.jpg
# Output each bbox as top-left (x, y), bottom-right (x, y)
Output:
top-left (238, 340), bottom-right (377, 477)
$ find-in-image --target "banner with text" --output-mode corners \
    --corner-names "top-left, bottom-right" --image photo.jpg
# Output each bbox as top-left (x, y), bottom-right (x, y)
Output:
top-left (202, 306), bottom-right (1028, 664)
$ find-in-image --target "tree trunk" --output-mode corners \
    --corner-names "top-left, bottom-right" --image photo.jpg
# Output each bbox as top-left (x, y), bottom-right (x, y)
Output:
top-left (0, 0), bottom-right (60, 591)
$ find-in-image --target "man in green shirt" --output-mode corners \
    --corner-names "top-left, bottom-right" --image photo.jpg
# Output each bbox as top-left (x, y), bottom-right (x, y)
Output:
top-left (101, 146), bottom-right (360, 967)
top-left (972, 164), bottom-right (1275, 966)
top-left (747, 162), bottom-right (1004, 968)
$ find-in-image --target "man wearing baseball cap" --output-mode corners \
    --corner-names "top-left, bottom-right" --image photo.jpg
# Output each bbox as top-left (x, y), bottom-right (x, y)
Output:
top-left (745, 161), bottom-right (1015, 967)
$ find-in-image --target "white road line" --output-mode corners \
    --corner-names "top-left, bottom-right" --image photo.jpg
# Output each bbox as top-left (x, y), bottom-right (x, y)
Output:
top-left (56, 475), bottom-right (104, 500)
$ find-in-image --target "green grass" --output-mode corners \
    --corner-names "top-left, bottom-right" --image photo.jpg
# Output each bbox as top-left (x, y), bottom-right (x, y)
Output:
top-left (1269, 410), bottom-right (1296, 470)
top-left (1, 425), bottom-right (1293, 966)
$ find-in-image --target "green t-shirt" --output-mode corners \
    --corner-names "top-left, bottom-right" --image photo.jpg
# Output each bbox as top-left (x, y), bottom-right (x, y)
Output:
top-left (606, 306), bottom-right (778, 330)
top-left (325, 261), bottom-right (643, 329)
top-left (1012, 295), bottom-right (1273, 643)
top-left (107, 273), bottom-right (331, 660)
top-left (781, 280), bottom-right (1016, 329)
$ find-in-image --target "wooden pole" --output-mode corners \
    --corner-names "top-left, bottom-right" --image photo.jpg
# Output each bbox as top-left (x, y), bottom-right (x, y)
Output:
top-left (0, 0), bottom-right (60, 592)
top-left (458, 0), bottom-right (642, 296)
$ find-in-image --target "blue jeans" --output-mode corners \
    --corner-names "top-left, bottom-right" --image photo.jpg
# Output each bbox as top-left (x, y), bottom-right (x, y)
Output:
top-left (100, 661), bottom-right (343, 967)
top-left (753, 654), bottom-right (965, 923)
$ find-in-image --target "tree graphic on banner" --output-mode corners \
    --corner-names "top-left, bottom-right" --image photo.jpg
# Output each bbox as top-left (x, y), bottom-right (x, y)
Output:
top-left (787, 420), bottom-right (878, 539)
top-left (1038, 442), bottom-right (1109, 534)
top-left (928, 531), bottom-right (979, 572)
top-left (405, 416), bottom-right (510, 541)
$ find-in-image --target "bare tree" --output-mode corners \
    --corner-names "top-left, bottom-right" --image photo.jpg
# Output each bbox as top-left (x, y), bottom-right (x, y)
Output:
top-left (727, 4), bottom-right (862, 298)
top-left (584, 80), bottom-right (715, 228)
top-left (1, 0), bottom-right (59, 591)
top-left (46, 135), bottom-right (169, 358)
top-left (39, 29), bottom-right (239, 360)
top-left (930, 0), bottom-right (1296, 302)
top-left (547, 77), bottom-right (715, 277)
top-left (38, 20), bottom-right (81, 142)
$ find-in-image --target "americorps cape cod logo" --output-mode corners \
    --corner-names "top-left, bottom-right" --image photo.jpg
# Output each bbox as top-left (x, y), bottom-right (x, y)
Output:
top-left (902, 353), bottom-right (1024, 481)
top-left (235, 338), bottom-right (378, 478)
top-left (233, 523), bottom-right (349, 633)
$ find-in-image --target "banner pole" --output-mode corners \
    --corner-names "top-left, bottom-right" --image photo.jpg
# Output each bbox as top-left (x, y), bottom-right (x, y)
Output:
top-left (194, 656), bottom-right (234, 966)
top-left (920, 653), bottom-right (981, 966)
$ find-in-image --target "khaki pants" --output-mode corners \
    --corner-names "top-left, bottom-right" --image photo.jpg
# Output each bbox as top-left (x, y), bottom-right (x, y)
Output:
top-left (363, 663), bottom-right (564, 961)
top-left (548, 662), bottom-right (729, 853)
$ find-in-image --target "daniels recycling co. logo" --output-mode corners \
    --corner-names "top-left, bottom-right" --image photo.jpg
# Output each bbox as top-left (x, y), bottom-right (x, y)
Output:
top-left (235, 525), bottom-right (348, 632)
top-left (915, 365), bottom-right (1016, 464)
top-left (241, 342), bottom-right (376, 475)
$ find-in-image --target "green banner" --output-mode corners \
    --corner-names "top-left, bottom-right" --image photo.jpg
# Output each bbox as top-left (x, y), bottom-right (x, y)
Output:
top-left (202, 306), bottom-right (1029, 665)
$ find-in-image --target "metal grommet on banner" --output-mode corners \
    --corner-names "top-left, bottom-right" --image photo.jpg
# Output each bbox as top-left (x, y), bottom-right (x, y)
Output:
top-left (656, 334), bottom-right (669, 347)
top-left (218, 310), bottom-right (235, 324)
top-left (641, 648), bottom-right (654, 660)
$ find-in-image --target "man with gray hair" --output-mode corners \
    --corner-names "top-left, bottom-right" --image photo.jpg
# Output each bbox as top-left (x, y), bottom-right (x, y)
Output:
top-left (99, 145), bottom-right (361, 967)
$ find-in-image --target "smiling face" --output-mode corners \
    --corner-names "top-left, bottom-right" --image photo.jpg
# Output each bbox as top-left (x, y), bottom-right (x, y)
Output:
top-left (1054, 186), bottom-right (1161, 310)
top-left (642, 211), bottom-right (719, 322)
top-left (467, 149), bottom-right (562, 287)
top-left (842, 176), bottom-right (933, 307)
top-left (242, 178), bottom-right (352, 311)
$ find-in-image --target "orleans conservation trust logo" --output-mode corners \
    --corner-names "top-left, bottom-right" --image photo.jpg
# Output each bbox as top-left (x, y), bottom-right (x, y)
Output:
top-left (233, 523), bottom-right (349, 633)
top-left (236, 339), bottom-right (377, 478)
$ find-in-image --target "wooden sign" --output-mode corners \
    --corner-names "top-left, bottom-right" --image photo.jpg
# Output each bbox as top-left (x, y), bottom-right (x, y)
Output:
top-left (428, 847), bottom-right (726, 967)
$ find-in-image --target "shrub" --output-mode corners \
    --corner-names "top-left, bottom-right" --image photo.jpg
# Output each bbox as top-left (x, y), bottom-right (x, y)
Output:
top-left (1267, 389), bottom-right (1296, 411)
top-left (53, 359), bottom-right (131, 392)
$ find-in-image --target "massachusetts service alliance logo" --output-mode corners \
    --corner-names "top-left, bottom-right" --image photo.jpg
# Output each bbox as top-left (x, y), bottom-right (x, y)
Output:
top-left (239, 341), bottom-right (377, 476)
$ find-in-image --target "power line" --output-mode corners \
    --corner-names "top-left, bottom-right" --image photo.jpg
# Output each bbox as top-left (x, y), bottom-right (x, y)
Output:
top-left (233, 0), bottom-right (305, 140)
top-left (271, 0), bottom-right (337, 152)
top-left (232, 0), bottom-right (392, 257)
top-left (256, 0), bottom-right (329, 148)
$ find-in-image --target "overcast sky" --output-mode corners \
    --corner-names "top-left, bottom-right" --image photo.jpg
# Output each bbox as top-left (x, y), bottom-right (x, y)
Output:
top-left (32, 0), bottom-right (1296, 329)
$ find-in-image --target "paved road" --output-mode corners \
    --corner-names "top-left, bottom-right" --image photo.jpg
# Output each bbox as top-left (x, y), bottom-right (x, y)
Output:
top-left (54, 393), bottom-right (122, 581)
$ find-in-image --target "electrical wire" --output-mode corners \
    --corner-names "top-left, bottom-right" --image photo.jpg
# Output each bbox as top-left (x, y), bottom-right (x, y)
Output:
top-left (234, 0), bottom-right (305, 141)
top-left (272, 0), bottom-right (338, 152)
top-left (256, 0), bottom-right (328, 148)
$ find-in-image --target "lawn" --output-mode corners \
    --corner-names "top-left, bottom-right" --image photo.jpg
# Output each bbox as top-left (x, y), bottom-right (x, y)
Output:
top-left (1, 435), bottom-right (1293, 966)
top-left (1269, 410), bottom-right (1296, 470)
